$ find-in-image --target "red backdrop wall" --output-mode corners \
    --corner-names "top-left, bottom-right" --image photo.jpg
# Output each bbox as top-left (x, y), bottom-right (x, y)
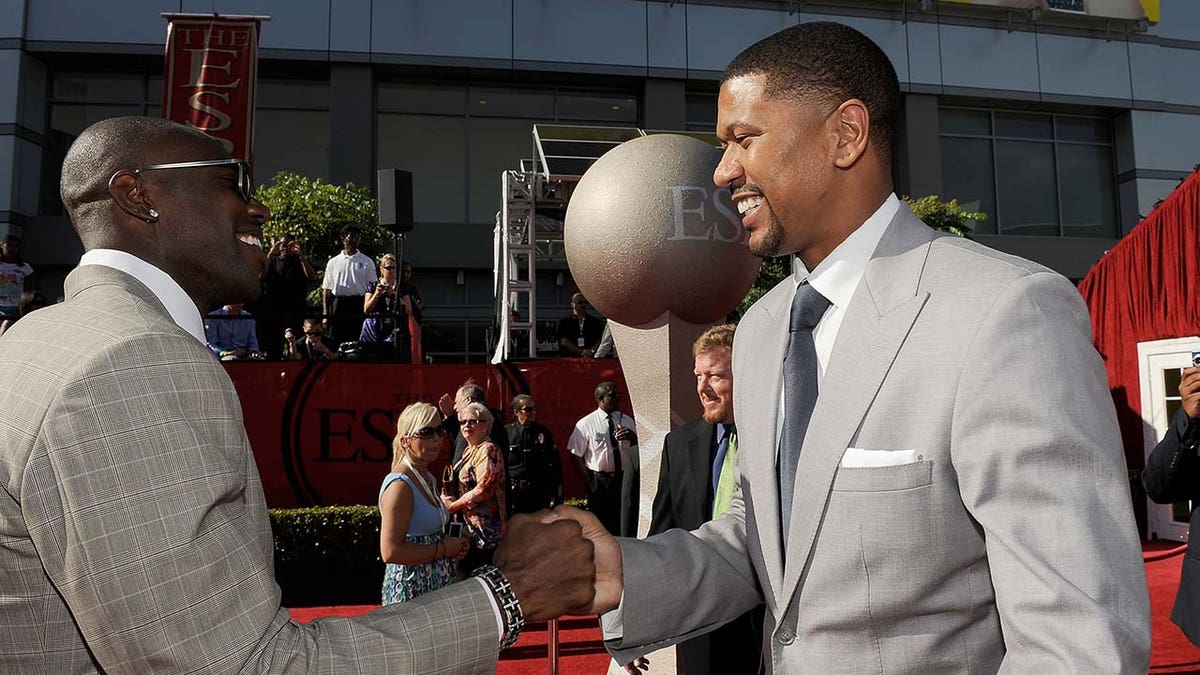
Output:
top-left (226, 358), bottom-right (627, 508)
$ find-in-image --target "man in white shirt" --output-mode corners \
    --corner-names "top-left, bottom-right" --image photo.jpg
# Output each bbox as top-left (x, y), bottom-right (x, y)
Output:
top-left (568, 381), bottom-right (637, 534)
top-left (321, 225), bottom-right (376, 345)
top-left (0, 116), bottom-right (598, 674)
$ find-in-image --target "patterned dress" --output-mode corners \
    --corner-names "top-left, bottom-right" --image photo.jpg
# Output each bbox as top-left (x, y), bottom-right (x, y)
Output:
top-left (379, 471), bottom-right (454, 604)
top-left (452, 441), bottom-right (507, 551)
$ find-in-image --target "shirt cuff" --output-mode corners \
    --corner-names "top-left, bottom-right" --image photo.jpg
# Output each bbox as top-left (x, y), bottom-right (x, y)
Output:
top-left (599, 590), bottom-right (626, 640)
top-left (473, 577), bottom-right (505, 643)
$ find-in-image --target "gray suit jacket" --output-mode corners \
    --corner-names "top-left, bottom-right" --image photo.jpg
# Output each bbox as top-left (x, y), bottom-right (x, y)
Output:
top-left (0, 265), bottom-right (499, 673)
top-left (608, 205), bottom-right (1150, 673)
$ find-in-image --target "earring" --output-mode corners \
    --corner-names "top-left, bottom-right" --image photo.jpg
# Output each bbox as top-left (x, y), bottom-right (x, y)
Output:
top-left (148, 209), bottom-right (159, 218)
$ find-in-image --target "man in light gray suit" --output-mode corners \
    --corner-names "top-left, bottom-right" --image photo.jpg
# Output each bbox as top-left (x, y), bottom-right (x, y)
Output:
top-left (557, 21), bottom-right (1150, 673)
top-left (0, 117), bottom-right (596, 673)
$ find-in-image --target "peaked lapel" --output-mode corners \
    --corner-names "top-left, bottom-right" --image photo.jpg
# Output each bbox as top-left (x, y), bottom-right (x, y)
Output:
top-left (777, 207), bottom-right (938, 617)
top-left (737, 280), bottom-right (792, 609)
top-left (675, 420), bottom-right (717, 528)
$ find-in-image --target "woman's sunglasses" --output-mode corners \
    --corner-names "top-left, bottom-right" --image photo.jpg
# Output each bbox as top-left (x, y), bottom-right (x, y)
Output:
top-left (410, 426), bottom-right (446, 439)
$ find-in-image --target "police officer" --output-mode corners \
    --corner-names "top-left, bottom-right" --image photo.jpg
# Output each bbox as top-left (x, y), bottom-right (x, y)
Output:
top-left (503, 394), bottom-right (562, 514)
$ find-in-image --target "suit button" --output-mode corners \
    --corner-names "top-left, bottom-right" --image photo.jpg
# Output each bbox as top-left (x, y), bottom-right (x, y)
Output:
top-left (776, 628), bottom-right (795, 645)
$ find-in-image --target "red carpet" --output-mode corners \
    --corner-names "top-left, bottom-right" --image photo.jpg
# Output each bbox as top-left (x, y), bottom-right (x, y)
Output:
top-left (290, 606), bottom-right (609, 673)
top-left (290, 543), bottom-right (1200, 673)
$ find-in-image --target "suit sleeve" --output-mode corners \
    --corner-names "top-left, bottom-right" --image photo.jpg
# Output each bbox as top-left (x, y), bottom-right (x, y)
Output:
top-left (605, 488), bottom-right (763, 665)
top-left (27, 333), bottom-right (500, 674)
top-left (1144, 408), bottom-right (1200, 504)
top-left (951, 272), bottom-right (1149, 672)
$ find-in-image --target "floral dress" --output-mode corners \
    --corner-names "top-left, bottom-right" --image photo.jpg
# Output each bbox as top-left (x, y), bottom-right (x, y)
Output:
top-left (379, 471), bottom-right (455, 604)
top-left (452, 441), bottom-right (507, 551)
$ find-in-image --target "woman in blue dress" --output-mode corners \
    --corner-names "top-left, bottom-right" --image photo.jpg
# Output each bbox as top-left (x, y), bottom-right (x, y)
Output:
top-left (379, 402), bottom-right (469, 604)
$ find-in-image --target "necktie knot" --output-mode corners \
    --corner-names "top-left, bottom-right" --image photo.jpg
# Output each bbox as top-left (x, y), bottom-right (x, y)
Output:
top-left (790, 283), bottom-right (830, 332)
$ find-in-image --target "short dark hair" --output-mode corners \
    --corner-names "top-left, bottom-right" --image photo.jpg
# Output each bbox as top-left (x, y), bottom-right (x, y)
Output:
top-left (594, 381), bottom-right (618, 402)
top-left (723, 22), bottom-right (900, 163)
top-left (340, 225), bottom-right (360, 239)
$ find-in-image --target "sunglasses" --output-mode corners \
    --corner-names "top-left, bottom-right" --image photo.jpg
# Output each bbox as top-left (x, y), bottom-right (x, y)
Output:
top-left (459, 418), bottom-right (483, 427)
top-left (123, 158), bottom-right (255, 203)
top-left (516, 406), bottom-right (537, 413)
top-left (304, 330), bottom-right (322, 336)
top-left (381, 265), bottom-right (396, 270)
top-left (410, 426), bottom-right (446, 439)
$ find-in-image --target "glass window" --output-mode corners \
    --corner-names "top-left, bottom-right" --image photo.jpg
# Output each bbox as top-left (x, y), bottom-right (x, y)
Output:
top-left (1056, 116), bottom-right (1110, 143)
top-left (1058, 144), bottom-right (1117, 238)
top-left (50, 104), bottom-right (144, 136)
top-left (995, 140), bottom-right (1058, 235)
top-left (377, 113), bottom-right (468, 223)
top-left (378, 82), bottom-right (466, 115)
top-left (469, 87), bottom-right (554, 118)
top-left (254, 110), bottom-right (331, 184)
top-left (686, 92), bottom-right (717, 132)
top-left (259, 79), bottom-right (330, 110)
top-left (52, 74), bottom-right (148, 104)
top-left (940, 137), bottom-right (996, 235)
top-left (939, 108), bottom-right (990, 136)
top-left (995, 112), bottom-right (1053, 140)
top-left (468, 117), bottom-right (551, 223)
top-left (556, 92), bottom-right (637, 123)
top-left (939, 106), bottom-right (1116, 238)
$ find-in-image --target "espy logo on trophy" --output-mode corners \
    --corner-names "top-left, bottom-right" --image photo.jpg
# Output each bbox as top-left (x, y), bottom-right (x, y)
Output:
top-left (667, 185), bottom-right (746, 244)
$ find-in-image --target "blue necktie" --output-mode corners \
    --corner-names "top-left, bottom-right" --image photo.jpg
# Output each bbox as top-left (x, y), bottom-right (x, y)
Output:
top-left (779, 282), bottom-right (830, 539)
top-left (711, 424), bottom-right (731, 508)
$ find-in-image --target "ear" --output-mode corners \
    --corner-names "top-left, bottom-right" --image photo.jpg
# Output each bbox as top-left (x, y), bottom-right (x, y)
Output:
top-left (831, 99), bottom-right (871, 169)
top-left (107, 171), bottom-right (159, 223)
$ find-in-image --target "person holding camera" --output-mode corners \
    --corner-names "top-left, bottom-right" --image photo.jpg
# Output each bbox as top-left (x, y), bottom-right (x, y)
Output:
top-left (260, 233), bottom-right (315, 359)
top-left (442, 402), bottom-right (507, 576)
top-left (1145, 357), bottom-right (1200, 647)
top-left (380, 402), bottom-right (469, 604)
top-left (359, 253), bottom-right (410, 361)
top-left (285, 317), bottom-right (339, 360)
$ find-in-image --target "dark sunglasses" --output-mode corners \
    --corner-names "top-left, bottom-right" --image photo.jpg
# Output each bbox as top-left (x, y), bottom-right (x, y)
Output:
top-left (516, 406), bottom-right (537, 413)
top-left (459, 418), bottom-right (483, 427)
top-left (410, 426), bottom-right (446, 439)
top-left (122, 158), bottom-right (255, 203)
top-left (304, 330), bottom-right (322, 336)
top-left (381, 265), bottom-right (396, 270)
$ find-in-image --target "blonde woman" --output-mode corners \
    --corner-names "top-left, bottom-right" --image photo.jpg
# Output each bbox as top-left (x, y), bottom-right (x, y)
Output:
top-left (379, 402), bottom-right (468, 604)
top-left (360, 253), bottom-right (408, 345)
top-left (442, 401), bottom-right (507, 574)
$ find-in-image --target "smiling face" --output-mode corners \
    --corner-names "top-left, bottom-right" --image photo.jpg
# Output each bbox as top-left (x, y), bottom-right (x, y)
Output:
top-left (714, 73), bottom-right (841, 263)
top-left (695, 346), bottom-right (734, 425)
top-left (145, 139), bottom-right (270, 312)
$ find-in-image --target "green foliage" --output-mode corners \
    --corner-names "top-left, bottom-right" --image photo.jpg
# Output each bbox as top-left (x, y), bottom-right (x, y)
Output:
top-left (269, 505), bottom-right (382, 567)
top-left (902, 194), bottom-right (987, 238)
top-left (269, 505), bottom-right (384, 605)
top-left (737, 256), bottom-right (791, 318)
top-left (255, 172), bottom-right (390, 269)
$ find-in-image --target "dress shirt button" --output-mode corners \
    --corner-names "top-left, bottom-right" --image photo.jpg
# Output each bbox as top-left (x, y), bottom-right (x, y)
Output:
top-left (776, 627), bottom-right (795, 645)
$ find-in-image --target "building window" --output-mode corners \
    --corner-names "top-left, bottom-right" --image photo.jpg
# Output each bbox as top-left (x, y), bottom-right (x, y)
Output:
top-left (939, 107), bottom-right (1117, 237)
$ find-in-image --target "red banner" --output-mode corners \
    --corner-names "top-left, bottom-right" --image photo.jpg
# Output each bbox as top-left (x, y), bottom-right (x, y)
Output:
top-left (162, 16), bottom-right (260, 160)
top-left (228, 359), bottom-right (627, 508)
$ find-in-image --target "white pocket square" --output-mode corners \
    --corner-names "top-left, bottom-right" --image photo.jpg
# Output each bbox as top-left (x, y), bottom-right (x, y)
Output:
top-left (840, 447), bottom-right (917, 468)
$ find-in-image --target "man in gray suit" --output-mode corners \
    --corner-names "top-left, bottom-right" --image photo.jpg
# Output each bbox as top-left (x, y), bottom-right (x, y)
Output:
top-left (558, 21), bottom-right (1150, 673)
top-left (0, 116), bottom-right (595, 673)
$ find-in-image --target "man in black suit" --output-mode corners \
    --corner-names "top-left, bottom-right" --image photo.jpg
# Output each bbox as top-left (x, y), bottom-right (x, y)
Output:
top-left (503, 394), bottom-right (563, 514)
top-left (557, 292), bottom-right (606, 357)
top-left (1145, 363), bottom-right (1200, 646)
top-left (647, 323), bottom-right (764, 674)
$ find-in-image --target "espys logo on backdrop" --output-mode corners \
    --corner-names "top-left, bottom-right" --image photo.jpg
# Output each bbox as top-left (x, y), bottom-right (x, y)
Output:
top-left (667, 186), bottom-right (745, 243)
top-left (175, 27), bottom-right (250, 152)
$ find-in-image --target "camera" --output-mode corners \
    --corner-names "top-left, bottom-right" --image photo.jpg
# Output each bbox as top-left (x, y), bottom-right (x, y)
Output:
top-left (445, 521), bottom-right (463, 538)
top-left (1192, 351), bottom-right (1200, 368)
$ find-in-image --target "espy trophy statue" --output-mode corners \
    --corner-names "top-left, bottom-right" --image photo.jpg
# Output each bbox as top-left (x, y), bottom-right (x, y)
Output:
top-left (564, 134), bottom-right (759, 541)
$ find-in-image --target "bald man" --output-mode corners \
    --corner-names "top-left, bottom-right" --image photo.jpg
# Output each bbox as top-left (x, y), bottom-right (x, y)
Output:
top-left (0, 117), bottom-right (595, 673)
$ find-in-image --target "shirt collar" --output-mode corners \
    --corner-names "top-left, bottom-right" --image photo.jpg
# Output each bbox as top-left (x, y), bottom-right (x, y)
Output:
top-left (78, 249), bottom-right (207, 345)
top-left (793, 193), bottom-right (900, 310)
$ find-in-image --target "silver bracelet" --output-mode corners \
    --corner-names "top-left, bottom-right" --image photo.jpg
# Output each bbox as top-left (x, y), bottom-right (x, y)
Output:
top-left (472, 564), bottom-right (524, 649)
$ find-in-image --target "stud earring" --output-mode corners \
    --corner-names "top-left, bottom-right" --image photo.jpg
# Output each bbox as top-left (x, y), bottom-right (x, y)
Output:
top-left (148, 209), bottom-right (159, 218)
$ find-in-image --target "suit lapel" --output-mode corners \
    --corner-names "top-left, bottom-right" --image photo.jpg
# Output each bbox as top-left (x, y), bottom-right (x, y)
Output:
top-left (683, 421), bottom-right (716, 524)
top-left (778, 208), bottom-right (937, 615)
top-left (740, 284), bottom-right (791, 607)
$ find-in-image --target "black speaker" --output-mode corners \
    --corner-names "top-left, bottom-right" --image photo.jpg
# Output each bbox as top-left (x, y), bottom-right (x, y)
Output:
top-left (377, 168), bottom-right (413, 234)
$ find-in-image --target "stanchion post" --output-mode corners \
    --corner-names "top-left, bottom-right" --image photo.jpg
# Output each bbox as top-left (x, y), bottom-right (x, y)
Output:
top-left (547, 618), bottom-right (559, 675)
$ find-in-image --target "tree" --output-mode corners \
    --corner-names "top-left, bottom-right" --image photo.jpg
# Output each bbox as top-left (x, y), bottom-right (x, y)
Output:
top-left (736, 195), bottom-right (989, 317)
top-left (254, 172), bottom-right (389, 269)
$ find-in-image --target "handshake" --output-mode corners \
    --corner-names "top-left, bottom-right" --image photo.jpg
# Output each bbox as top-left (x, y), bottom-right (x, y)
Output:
top-left (491, 506), bottom-right (623, 621)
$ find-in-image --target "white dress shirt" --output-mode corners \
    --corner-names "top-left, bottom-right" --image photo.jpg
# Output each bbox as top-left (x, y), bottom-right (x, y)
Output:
top-left (321, 250), bottom-right (377, 296)
top-left (78, 249), bottom-right (206, 345)
top-left (568, 408), bottom-right (636, 473)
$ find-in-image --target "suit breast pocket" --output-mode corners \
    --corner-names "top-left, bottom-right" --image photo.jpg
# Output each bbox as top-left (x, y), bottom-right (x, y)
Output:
top-left (831, 460), bottom-right (933, 493)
